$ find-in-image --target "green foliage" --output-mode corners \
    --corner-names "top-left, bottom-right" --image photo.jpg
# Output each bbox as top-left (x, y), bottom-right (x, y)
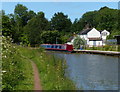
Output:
top-left (40, 30), bottom-right (60, 44)
top-left (24, 12), bottom-right (49, 45)
top-left (2, 36), bottom-right (34, 91)
top-left (50, 12), bottom-right (72, 33)
top-left (19, 47), bottom-right (76, 90)
top-left (73, 6), bottom-right (119, 39)
top-left (118, 45), bottom-right (120, 51)
top-left (71, 18), bottom-right (82, 33)
top-left (73, 36), bottom-right (85, 49)
top-left (2, 4), bottom-right (120, 46)
top-left (107, 29), bottom-right (120, 39)
top-left (95, 7), bottom-right (118, 31)
top-left (2, 14), bottom-right (12, 37)
top-left (86, 45), bottom-right (118, 51)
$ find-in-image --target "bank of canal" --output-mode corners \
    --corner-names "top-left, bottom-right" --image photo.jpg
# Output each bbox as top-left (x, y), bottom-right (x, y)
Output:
top-left (49, 52), bottom-right (119, 90)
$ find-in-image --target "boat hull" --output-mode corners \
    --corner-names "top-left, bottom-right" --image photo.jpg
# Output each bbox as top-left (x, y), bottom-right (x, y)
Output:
top-left (40, 44), bottom-right (73, 53)
top-left (46, 49), bottom-right (73, 53)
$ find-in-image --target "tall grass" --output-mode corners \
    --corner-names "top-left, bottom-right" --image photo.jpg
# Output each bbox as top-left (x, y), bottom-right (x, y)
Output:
top-left (2, 36), bottom-right (76, 90)
top-left (2, 36), bottom-right (34, 91)
top-left (19, 47), bottom-right (76, 90)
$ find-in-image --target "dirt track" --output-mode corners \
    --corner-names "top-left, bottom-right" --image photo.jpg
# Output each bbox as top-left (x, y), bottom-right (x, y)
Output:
top-left (31, 61), bottom-right (42, 91)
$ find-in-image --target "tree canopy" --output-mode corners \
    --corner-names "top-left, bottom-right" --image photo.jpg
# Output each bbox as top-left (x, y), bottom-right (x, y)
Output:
top-left (50, 12), bottom-right (72, 34)
top-left (2, 4), bottom-right (120, 46)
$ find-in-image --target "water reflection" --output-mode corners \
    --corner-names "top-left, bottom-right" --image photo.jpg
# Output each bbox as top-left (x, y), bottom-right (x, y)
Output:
top-left (50, 52), bottom-right (119, 90)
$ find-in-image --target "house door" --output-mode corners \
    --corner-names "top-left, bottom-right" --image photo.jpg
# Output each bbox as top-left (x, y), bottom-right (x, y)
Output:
top-left (93, 41), bottom-right (96, 46)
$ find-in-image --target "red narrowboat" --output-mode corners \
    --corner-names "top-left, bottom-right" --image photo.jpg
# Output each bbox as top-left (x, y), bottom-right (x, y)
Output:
top-left (40, 44), bottom-right (73, 52)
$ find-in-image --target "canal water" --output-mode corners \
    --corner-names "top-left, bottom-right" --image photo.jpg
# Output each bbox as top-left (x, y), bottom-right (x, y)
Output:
top-left (49, 52), bottom-right (119, 90)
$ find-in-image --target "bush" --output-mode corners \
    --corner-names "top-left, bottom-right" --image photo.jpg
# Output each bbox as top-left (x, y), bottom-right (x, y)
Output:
top-left (2, 36), bottom-right (34, 91)
top-left (2, 36), bottom-right (25, 90)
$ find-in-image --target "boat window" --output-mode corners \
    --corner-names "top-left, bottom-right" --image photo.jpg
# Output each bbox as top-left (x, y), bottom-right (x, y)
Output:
top-left (51, 45), bottom-right (54, 48)
top-left (55, 46), bottom-right (58, 48)
top-left (59, 46), bottom-right (61, 49)
top-left (47, 45), bottom-right (50, 48)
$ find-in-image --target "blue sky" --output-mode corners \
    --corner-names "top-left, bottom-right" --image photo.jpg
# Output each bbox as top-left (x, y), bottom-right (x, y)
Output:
top-left (2, 2), bottom-right (118, 22)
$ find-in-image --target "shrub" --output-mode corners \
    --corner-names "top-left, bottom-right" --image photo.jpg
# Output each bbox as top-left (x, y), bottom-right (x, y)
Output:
top-left (2, 36), bottom-right (24, 91)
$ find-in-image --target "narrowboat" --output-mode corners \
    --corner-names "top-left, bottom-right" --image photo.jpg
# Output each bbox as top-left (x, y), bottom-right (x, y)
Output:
top-left (40, 44), bottom-right (73, 52)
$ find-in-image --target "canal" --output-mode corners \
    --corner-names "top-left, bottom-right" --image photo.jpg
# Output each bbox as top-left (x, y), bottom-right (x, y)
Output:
top-left (49, 52), bottom-right (119, 90)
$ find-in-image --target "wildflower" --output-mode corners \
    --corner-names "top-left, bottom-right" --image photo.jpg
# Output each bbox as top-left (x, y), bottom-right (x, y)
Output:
top-left (4, 45), bottom-right (6, 48)
top-left (5, 55), bottom-right (6, 58)
top-left (2, 70), bottom-right (6, 73)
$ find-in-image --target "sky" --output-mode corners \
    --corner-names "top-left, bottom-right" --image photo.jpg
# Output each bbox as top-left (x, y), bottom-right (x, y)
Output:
top-left (2, 2), bottom-right (118, 22)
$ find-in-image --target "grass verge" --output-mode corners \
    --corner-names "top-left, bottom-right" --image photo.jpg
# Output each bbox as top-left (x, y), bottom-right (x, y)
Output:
top-left (2, 37), bottom-right (34, 91)
top-left (18, 46), bottom-right (76, 90)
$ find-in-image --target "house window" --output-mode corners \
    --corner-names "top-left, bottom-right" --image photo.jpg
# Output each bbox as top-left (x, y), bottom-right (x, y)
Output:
top-left (102, 32), bottom-right (107, 36)
top-left (93, 41), bottom-right (96, 46)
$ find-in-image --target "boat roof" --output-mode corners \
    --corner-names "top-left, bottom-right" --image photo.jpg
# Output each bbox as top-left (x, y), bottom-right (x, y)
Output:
top-left (41, 44), bottom-right (72, 46)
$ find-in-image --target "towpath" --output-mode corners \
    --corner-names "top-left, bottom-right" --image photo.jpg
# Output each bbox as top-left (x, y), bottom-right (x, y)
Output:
top-left (31, 61), bottom-right (42, 91)
top-left (21, 55), bottom-right (42, 91)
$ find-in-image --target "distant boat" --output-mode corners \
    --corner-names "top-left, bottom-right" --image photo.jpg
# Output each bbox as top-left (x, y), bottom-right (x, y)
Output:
top-left (40, 44), bottom-right (73, 52)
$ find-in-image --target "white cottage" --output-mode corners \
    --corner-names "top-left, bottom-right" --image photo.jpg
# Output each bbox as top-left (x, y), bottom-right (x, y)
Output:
top-left (67, 28), bottom-right (110, 47)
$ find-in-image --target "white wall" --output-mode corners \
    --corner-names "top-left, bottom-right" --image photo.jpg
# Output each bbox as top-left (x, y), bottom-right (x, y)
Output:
top-left (89, 41), bottom-right (103, 47)
top-left (101, 30), bottom-right (110, 40)
top-left (87, 28), bottom-right (101, 38)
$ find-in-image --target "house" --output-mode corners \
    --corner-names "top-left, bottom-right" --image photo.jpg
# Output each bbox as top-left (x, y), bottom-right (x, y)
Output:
top-left (67, 28), bottom-right (110, 47)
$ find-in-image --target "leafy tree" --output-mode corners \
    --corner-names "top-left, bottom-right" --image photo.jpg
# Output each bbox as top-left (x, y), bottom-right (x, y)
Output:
top-left (80, 11), bottom-right (97, 28)
top-left (95, 6), bottom-right (118, 31)
top-left (24, 12), bottom-right (49, 45)
top-left (2, 11), bottom-right (12, 37)
top-left (73, 36), bottom-right (85, 49)
top-left (27, 10), bottom-right (36, 21)
top-left (14, 4), bottom-right (28, 26)
top-left (10, 4), bottom-right (36, 43)
top-left (71, 18), bottom-right (80, 33)
top-left (72, 6), bottom-right (119, 39)
top-left (50, 12), bottom-right (72, 34)
top-left (41, 30), bottom-right (60, 44)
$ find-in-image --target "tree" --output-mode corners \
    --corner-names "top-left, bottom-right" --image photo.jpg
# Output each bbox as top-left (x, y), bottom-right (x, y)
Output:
top-left (14, 4), bottom-right (29, 26)
top-left (2, 11), bottom-right (12, 37)
top-left (24, 12), bottom-right (49, 45)
top-left (40, 30), bottom-right (60, 44)
top-left (50, 12), bottom-right (72, 34)
top-left (73, 36), bottom-right (85, 49)
top-left (72, 6), bottom-right (119, 39)
top-left (71, 18), bottom-right (82, 33)
top-left (11, 4), bottom-right (36, 43)
top-left (95, 7), bottom-right (118, 31)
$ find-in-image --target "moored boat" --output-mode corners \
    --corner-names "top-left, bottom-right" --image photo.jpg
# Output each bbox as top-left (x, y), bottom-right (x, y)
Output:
top-left (40, 44), bottom-right (73, 52)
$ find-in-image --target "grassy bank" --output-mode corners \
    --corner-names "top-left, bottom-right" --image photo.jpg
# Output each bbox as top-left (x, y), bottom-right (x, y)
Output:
top-left (2, 37), bottom-right (34, 91)
top-left (18, 46), bottom-right (76, 90)
top-left (2, 37), bottom-right (76, 90)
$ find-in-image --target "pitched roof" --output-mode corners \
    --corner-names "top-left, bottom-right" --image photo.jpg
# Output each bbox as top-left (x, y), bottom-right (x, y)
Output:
top-left (67, 36), bottom-right (74, 42)
top-left (78, 28), bottom-right (92, 35)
